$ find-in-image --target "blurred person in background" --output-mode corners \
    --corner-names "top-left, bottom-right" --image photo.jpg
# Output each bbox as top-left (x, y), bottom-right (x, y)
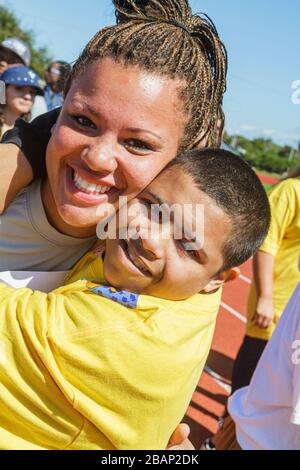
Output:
top-left (44, 60), bottom-right (71, 111)
top-left (0, 37), bottom-right (31, 74)
top-left (0, 36), bottom-right (47, 119)
top-left (0, 66), bottom-right (44, 139)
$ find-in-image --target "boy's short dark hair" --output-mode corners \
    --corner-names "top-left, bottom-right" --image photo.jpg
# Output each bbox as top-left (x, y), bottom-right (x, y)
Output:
top-left (168, 148), bottom-right (271, 273)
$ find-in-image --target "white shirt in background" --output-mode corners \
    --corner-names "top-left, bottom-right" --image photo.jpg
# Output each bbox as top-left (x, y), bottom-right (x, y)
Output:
top-left (229, 284), bottom-right (300, 450)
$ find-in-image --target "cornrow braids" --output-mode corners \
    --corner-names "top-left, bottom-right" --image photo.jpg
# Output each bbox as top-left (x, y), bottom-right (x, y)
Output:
top-left (65, 0), bottom-right (227, 148)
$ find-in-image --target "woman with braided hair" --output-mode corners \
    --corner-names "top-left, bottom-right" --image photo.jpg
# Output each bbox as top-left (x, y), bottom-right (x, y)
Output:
top-left (0, 0), bottom-right (227, 213)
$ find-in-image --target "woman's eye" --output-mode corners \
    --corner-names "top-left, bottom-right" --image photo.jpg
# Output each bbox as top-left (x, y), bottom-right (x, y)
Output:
top-left (72, 115), bottom-right (97, 129)
top-left (125, 139), bottom-right (151, 152)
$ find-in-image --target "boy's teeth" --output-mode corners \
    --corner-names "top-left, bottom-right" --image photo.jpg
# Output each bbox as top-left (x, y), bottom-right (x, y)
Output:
top-left (73, 172), bottom-right (110, 195)
top-left (127, 245), bottom-right (148, 273)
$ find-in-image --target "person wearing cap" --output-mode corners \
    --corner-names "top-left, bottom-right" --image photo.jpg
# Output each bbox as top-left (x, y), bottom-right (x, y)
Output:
top-left (0, 66), bottom-right (44, 139)
top-left (0, 36), bottom-right (48, 120)
top-left (0, 37), bottom-right (31, 75)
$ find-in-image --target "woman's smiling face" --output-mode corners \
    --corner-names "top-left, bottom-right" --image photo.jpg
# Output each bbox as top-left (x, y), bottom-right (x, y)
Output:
top-left (44, 57), bottom-right (188, 237)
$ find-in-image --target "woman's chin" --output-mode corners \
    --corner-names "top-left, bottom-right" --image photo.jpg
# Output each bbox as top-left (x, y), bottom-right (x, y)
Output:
top-left (58, 204), bottom-right (99, 231)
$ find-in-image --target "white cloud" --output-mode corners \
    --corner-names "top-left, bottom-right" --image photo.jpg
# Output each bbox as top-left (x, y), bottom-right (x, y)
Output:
top-left (239, 124), bottom-right (257, 132)
top-left (263, 129), bottom-right (276, 136)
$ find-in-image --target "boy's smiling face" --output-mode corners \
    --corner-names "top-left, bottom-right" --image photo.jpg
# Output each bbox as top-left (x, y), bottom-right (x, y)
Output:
top-left (104, 166), bottom-right (232, 300)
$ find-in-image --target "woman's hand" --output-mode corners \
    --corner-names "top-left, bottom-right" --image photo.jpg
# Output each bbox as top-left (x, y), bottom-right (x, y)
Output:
top-left (252, 250), bottom-right (275, 329)
top-left (253, 296), bottom-right (274, 329)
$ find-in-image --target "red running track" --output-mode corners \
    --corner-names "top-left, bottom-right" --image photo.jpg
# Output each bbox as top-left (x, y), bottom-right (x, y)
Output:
top-left (183, 259), bottom-right (252, 448)
top-left (258, 174), bottom-right (279, 185)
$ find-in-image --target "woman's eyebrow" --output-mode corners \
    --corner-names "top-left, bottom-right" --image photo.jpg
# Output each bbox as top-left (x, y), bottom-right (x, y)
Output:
top-left (73, 102), bottom-right (163, 141)
top-left (82, 102), bottom-right (102, 118)
top-left (126, 128), bottom-right (163, 141)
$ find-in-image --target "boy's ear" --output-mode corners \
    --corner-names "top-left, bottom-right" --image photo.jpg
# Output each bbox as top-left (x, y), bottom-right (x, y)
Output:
top-left (202, 267), bottom-right (240, 293)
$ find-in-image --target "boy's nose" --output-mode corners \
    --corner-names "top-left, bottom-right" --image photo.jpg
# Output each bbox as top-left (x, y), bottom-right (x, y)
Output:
top-left (138, 229), bottom-right (167, 261)
top-left (129, 235), bottom-right (165, 278)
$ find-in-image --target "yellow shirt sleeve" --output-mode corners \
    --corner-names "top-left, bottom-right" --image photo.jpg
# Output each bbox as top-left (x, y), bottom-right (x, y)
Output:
top-left (0, 281), bottom-right (220, 450)
top-left (260, 180), bottom-right (297, 257)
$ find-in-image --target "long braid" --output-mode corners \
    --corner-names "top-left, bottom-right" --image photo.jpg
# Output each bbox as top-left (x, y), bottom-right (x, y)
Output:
top-left (65, 0), bottom-right (227, 148)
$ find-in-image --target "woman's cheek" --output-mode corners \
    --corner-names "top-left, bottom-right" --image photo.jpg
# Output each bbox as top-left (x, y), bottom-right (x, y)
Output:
top-left (49, 126), bottom-right (79, 159)
top-left (126, 157), bottom-right (165, 192)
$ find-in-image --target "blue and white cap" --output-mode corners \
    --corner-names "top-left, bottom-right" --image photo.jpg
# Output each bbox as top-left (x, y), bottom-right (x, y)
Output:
top-left (0, 66), bottom-right (44, 95)
top-left (0, 37), bottom-right (31, 66)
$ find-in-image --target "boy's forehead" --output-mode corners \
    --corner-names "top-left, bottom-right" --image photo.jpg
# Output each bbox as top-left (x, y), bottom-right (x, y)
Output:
top-left (144, 166), bottom-right (203, 206)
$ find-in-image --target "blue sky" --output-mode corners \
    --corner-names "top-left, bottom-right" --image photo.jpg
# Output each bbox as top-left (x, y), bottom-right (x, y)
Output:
top-left (1, 0), bottom-right (299, 147)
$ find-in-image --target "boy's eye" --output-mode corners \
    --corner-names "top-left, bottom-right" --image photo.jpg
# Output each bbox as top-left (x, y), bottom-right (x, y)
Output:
top-left (72, 115), bottom-right (97, 129)
top-left (124, 139), bottom-right (152, 152)
top-left (141, 198), bottom-right (151, 207)
top-left (179, 240), bottom-right (199, 260)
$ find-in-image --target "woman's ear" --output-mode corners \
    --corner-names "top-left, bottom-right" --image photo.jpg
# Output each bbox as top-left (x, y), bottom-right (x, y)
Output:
top-left (201, 267), bottom-right (240, 293)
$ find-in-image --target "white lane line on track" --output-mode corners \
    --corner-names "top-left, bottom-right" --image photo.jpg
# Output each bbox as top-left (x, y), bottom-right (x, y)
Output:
top-left (239, 274), bottom-right (252, 284)
top-left (204, 366), bottom-right (232, 395)
top-left (220, 302), bottom-right (247, 323)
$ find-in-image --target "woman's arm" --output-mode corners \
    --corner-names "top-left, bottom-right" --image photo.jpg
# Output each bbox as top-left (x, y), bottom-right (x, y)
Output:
top-left (0, 144), bottom-right (33, 213)
top-left (0, 109), bottom-right (60, 212)
top-left (252, 250), bottom-right (275, 329)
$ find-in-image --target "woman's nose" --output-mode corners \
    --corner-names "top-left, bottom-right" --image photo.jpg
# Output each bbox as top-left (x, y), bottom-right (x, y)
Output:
top-left (80, 138), bottom-right (118, 173)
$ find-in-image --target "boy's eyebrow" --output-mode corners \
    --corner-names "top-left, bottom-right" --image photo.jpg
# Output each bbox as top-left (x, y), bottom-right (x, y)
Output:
top-left (147, 191), bottom-right (171, 218)
top-left (147, 191), bottom-right (167, 207)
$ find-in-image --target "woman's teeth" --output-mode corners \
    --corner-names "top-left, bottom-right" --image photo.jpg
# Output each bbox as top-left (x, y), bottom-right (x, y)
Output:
top-left (73, 172), bottom-right (111, 195)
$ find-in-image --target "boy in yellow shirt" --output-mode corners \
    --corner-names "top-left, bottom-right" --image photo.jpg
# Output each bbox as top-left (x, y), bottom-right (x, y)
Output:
top-left (0, 149), bottom-right (270, 450)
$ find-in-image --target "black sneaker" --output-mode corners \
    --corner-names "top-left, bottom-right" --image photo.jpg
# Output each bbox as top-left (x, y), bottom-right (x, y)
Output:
top-left (200, 437), bottom-right (216, 450)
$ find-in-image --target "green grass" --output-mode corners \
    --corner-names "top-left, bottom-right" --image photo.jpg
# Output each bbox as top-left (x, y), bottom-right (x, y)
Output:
top-left (263, 183), bottom-right (274, 192)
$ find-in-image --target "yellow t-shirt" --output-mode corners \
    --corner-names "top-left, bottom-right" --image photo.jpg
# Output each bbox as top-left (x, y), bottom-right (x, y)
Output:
top-left (247, 178), bottom-right (300, 340)
top-left (0, 244), bottom-right (221, 449)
